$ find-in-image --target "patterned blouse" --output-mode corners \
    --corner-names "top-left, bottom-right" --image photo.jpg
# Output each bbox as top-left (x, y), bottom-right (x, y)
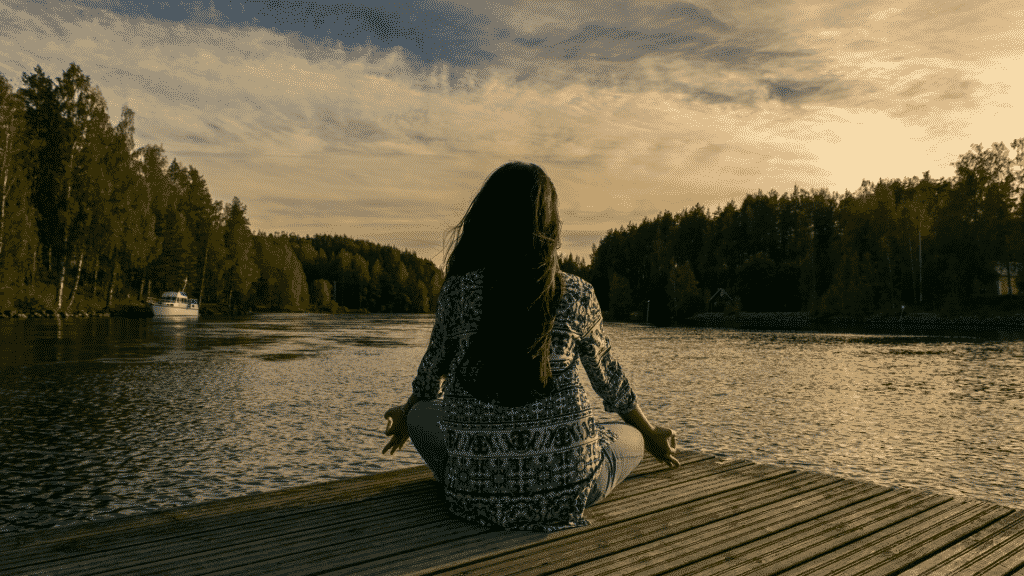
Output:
top-left (411, 269), bottom-right (639, 531)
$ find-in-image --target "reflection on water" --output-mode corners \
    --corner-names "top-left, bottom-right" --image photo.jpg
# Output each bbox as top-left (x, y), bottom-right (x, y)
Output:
top-left (0, 316), bottom-right (1022, 534)
top-left (0, 314), bottom-right (433, 533)
top-left (604, 326), bottom-right (1024, 513)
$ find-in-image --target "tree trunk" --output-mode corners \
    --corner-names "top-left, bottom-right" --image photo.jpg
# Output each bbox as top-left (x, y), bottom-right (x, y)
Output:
top-left (0, 188), bottom-right (6, 265)
top-left (0, 128), bottom-right (10, 265)
top-left (146, 279), bottom-right (151, 302)
top-left (56, 256), bottom-right (68, 310)
top-left (885, 251), bottom-right (894, 308)
top-left (908, 237), bottom-right (915, 307)
top-left (30, 244), bottom-right (37, 285)
top-left (106, 266), bottom-right (116, 310)
top-left (198, 243), bottom-right (209, 307)
top-left (918, 225), bottom-right (923, 303)
top-left (66, 251), bottom-right (85, 309)
top-left (228, 289), bottom-right (233, 316)
top-left (91, 254), bottom-right (100, 297)
top-left (139, 275), bottom-right (145, 301)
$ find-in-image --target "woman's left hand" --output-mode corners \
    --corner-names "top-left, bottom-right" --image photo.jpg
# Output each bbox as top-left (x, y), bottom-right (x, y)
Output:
top-left (381, 405), bottom-right (410, 455)
top-left (643, 426), bottom-right (680, 468)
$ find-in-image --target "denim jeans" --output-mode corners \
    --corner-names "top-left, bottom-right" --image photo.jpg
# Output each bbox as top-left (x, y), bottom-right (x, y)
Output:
top-left (406, 400), bottom-right (644, 507)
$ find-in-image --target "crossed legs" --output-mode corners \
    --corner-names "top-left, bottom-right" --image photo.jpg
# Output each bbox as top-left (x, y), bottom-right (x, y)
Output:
top-left (407, 400), bottom-right (644, 506)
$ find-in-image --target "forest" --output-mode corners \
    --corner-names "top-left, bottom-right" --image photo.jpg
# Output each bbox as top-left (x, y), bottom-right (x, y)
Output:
top-left (1, 63), bottom-right (1022, 323)
top-left (0, 64), bottom-right (443, 316)
top-left (568, 138), bottom-right (1024, 324)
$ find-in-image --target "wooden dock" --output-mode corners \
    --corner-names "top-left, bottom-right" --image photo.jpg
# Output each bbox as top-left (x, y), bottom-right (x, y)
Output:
top-left (3, 451), bottom-right (1023, 575)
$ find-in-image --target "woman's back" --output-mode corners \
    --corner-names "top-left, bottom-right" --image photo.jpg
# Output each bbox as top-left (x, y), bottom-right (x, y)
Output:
top-left (411, 269), bottom-right (638, 531)
top-left (384, 161), bottom-right (677, 533)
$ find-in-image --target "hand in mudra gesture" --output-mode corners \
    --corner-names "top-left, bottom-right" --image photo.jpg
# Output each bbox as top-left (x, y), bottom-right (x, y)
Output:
top-left (644, 426), bottom-right (680, 468)
top-left (381, 405), bottom-right (410, 455)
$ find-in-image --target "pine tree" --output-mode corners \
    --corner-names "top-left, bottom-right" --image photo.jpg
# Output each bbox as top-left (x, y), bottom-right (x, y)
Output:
top-left (223, 197), bottom-right (258, 314)
top-left (18, 66), bottom-right (62, 282)
top-left (0, 73), bottom-right (37, 287)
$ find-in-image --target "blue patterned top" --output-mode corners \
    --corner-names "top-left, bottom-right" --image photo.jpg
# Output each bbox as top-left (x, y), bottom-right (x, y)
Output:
top-left (411, 270), bottom-right (638, 531)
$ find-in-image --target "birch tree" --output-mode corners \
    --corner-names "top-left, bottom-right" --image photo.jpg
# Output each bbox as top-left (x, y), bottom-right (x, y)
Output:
top-left (50, 64), bottom-right (110, 309)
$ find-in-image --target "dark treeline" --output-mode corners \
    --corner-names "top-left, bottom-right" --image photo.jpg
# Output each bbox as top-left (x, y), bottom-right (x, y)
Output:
top-left (569, 140), bottom-right (1024, 324)
top-left (289, 234), bottom-right (444, 313)
top-left (0, 63), bottom-right (441, 315)
top-left (5, 63), bottom-right (1020, 321)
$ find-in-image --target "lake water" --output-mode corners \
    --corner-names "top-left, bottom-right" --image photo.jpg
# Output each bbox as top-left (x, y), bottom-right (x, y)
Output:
top-left (1, 314), bottom-right (1022, 534)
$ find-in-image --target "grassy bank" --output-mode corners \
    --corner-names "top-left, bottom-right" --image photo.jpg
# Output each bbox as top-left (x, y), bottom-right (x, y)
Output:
top-left (0, 283), bottom-right (151, 318)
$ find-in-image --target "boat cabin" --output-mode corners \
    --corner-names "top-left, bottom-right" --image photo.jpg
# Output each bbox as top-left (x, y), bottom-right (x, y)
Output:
top-left (160, 292), bottom-right (191, 306)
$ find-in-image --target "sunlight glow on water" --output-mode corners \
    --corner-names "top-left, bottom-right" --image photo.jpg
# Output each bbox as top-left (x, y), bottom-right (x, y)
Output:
top-left (0, 315), bottom-right (1021, 533)
top-left (605, 326), bottom-right (1024, 508)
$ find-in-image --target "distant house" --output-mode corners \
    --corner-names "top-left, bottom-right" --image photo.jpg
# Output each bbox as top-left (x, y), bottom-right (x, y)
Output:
top-left (708, 288), bottom-right (733, 311)
top-left (995, 262), bottom-right (1021, 296)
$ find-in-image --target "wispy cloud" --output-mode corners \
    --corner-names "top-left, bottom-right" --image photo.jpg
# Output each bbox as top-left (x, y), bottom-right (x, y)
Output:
top-left (1, 0), bottom-right (1021, 263)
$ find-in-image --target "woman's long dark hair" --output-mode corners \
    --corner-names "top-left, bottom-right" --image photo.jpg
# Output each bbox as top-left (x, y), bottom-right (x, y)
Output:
top-left (445, 162), bottom-right (563, 407)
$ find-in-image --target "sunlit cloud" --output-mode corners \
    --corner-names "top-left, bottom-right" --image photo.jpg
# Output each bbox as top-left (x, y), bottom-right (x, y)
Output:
top-left (1, 0), bottom-right (1021, 264)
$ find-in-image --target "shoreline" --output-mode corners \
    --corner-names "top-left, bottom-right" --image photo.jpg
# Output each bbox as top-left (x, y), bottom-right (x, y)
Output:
top-left (4, 307), bottom-right (1021, 334)
top-left (681, 311), bottom-right (1024, 334)
top-left (0, 308), bottom-right (115, 319)
top-left (0, 305), bottom-right (378, 320)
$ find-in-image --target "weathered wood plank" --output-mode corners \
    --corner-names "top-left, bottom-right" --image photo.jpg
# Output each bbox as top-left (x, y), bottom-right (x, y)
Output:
top-left (0, 479), bottom-right (444, 574)
top-left (547, 479), bottom-right (893, 576)
top-left (187, 457), bottom-right (763, 576)
top-left (2, 450), bottom-right (1021, 576)
top-left (419, 471), bottom-right (842, 576)
top-left (0, 454), bottom-right (703, 576)
top-left (6, 484), bottom-right (450, 576)
top-left (162, 459), bottom-right (761, 576)
top-left (779, 499), bottom-right (1014, 576)
top-left (868, 509), bottom-right (1024, 576)
top-left (339, 461), bottom-right (798, 576)
top-left (0, 450), bottom-right (696, 564)
top-left (2, 464), bottom-right (435, 555)
top-left (675, 489), bottom-right (948, 575)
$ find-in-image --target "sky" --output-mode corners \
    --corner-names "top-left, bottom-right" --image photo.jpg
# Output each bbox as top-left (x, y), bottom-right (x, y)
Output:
top-left (1, 0), bottom-right (1022, 265)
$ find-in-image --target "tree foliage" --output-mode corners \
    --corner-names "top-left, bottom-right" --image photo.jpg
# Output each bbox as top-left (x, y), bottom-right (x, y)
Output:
top-left (578, 141), bottom-right (1024, 322)
top-left (0, 73), bottom-right (36, 286)
top-left (0, 63), bottom-right (442, 314)
top-left (2, 64), bottom-right (1018, 319)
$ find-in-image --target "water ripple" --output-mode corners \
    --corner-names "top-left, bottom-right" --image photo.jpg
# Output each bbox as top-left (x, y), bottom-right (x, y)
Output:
top-left (1, 316), bottom-right (1022, 535)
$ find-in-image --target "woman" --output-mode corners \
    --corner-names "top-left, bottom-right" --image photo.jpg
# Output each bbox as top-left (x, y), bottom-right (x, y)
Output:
top-left (381, 162), bottom-right (678, 531)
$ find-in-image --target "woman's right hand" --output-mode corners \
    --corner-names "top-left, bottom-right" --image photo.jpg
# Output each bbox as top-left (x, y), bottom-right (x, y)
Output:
top-left (381, 405), bottom-right (410, 455)
top-left (643, 426), bottom-right (680, 468)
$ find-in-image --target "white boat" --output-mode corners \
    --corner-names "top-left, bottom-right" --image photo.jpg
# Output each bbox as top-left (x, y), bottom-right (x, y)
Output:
top-left (150, 291), bottom-right (200, 317)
